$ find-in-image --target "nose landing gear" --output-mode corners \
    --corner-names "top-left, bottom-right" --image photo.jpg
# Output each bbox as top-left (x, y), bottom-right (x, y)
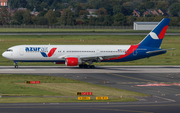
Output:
top-left (14, 62), bottom-right (18, 68)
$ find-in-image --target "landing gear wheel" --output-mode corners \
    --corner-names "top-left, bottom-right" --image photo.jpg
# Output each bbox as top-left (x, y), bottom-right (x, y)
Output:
top-left (84, 64), bottom-right (88, 68)
top-left (79, 64), bottom-right (95, 69)
top-left (15, 65), bottom-right (18, 68)
top-left (90, 65), bottom-right (95, 69)
top-left (79, 64), bottom-right (83, 68)
top-left (87, 65), bottom-right (90, 69)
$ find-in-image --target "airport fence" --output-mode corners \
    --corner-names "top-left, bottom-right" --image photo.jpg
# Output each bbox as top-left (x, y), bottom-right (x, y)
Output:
top-left (0, 25), bottom-right (133, 29)
top-left (0, 25), bottom-right (179, 29)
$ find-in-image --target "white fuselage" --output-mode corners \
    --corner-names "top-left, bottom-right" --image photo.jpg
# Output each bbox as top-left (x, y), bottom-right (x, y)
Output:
top-left (2, 45), bottom-right (130, 62)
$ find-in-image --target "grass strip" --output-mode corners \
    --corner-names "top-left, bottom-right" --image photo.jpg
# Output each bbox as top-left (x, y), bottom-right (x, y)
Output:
top-left (0, 97), bottom-right (137, 103)
top-left (0, 74), bottom-right (148, 103)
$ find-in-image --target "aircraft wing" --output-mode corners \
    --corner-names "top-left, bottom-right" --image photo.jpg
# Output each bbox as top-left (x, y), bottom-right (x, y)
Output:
top-left (79, 53), bottom-right (125, 60)
top-left (58, 53), bottom-right (125, 61)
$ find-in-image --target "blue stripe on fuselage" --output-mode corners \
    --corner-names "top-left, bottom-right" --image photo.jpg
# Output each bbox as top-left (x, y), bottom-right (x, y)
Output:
top-left (41, 52), bottom-right (48, 57)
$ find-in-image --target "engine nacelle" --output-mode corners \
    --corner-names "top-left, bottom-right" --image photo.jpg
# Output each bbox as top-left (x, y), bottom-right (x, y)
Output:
top-left (65, 57), bottom-right (80, 66)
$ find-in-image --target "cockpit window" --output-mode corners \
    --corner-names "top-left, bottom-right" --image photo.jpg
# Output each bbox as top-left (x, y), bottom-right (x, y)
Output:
top-left (6, 49), bottom-right (13, 52)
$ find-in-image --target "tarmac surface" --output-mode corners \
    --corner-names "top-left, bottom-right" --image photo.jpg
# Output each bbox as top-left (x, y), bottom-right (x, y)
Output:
top-left (0, 66), bottom-right (180, 113)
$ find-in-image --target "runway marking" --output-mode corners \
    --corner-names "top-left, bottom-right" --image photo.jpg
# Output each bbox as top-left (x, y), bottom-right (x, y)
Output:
top-left (101, 71), bottom-right (156, 82)
top-left (153, 96), bottom-right (176, 102)
top-left (135, 83), bottom-right (180, 87)
top-left (116, 82), bottom-right (180, 85)
top-left (136, 83), bottom-right (172, 87)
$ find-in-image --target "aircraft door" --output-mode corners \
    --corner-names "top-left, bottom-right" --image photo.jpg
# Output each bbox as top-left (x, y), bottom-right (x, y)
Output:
top-left (20, 48), bottom-right (24, 56)
top-left (96, 49), bottom-right (100, 54)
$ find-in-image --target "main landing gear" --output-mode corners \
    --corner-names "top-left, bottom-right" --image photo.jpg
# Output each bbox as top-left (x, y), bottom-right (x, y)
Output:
top-left (79, 64), bottom-right (95, 69)
top-left (14, 62), bottom-right (18, 68)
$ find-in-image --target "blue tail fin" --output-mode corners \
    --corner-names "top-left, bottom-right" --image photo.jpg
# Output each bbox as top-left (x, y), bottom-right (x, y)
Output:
top-left (139, 18), bottom-right (170, 48)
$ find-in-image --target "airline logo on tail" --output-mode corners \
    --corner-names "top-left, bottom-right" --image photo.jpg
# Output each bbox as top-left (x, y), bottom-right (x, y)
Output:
top-left (150, 25), bottom-right (168, 40)
top-left (41, 48), bottom-right (57, 57)
top-left (149, 32), bottom-right (159, 39)
top-left (158, 25), bottom-right (168, 39)
top-left (139, 18), bottom-right (170, 48)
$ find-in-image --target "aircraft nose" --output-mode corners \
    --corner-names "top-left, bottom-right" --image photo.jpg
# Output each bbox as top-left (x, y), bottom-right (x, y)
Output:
top-left (2, 51), bottom-right (14, 60)
top-left (2, 52), bottom-right (5, 57)
top-left (2, 52), bottom-right (7, 58)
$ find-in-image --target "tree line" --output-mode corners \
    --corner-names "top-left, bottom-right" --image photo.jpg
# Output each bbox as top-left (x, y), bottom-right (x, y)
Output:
top-left (1, 0), bottom-right (180, 26)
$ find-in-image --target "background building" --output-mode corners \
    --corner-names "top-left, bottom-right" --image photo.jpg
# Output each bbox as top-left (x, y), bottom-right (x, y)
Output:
top-left (134, 22), bottom-right (159, 30)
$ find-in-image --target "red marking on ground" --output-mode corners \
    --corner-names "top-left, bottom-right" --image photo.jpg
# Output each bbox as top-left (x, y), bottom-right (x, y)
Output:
top-left (136, 83), bottom-right (180, 87)
top-left (136, 83), bottom-right (171, 87)
top-left (81, 92), bottom-right (93, 95)
top-left (171, 83), bottom-right (180, 86)
top-left (30, 81), bottom-right (41, 84)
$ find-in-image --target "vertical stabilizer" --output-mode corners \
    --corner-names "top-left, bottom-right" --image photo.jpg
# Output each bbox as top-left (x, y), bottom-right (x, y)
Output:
top-left (139, 18), bottom-right (170, 48)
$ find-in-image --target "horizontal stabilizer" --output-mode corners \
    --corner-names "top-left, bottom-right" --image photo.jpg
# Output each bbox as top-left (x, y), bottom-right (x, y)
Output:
top-left (146, 48), bottom-right (175, 54)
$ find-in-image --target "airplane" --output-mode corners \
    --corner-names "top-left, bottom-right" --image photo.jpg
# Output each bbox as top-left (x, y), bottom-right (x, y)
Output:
top-left (2, 18), bottom-right (173, 69)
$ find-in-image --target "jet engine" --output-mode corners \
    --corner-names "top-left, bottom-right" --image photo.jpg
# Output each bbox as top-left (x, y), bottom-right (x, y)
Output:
top-left (65, 57), bottom-right (81, 66)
